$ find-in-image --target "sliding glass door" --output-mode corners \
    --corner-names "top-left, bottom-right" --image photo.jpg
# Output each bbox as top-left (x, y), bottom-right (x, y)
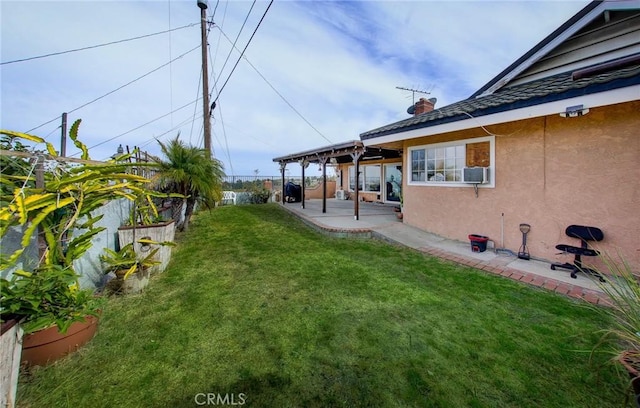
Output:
top-left (384, 164), bottom-right (402, 203)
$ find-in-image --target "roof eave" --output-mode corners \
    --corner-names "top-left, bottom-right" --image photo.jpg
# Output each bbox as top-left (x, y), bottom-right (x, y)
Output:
top-left (361, 82), bottom-right (640, 145)
top-left (470, 0), bottom-right (640, 98)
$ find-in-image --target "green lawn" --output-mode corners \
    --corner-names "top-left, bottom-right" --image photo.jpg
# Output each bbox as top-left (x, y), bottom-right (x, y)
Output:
top-left (17, 204), bottom-right (627, 407)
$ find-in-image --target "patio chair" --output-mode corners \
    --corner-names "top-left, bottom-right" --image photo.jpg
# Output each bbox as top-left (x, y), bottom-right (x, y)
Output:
top-left (550, 225), bottom-right (605, 282)
top-left (222, 191), bottom-right (237, 205)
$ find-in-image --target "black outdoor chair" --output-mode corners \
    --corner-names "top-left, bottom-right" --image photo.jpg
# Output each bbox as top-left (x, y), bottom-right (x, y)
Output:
top-left (550, 225), bottom-right (605, 282)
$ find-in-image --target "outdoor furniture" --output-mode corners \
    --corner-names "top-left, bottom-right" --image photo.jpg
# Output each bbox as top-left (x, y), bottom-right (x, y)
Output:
top-left (550, 225), bottom-right (605, 282)
top-left (222, 191), bottom-right (237, 205)
top-left (284, 182), bottom-right (302, 203)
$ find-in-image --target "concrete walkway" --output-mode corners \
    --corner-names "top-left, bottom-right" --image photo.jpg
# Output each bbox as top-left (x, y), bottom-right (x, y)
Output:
top-left (280, 199), bottom-right (607, 305)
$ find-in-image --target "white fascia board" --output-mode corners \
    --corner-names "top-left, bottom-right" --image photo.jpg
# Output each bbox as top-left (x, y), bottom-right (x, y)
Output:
top-left (362, 85), bottom-right (640, 147)
top-left (478, 1), bottom-right (640, 97)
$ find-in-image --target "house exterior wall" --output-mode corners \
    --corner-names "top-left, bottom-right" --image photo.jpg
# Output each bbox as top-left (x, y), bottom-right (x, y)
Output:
top-left (305, 180), bottom-right (336, 199)
top-left (402, 100), bottom-right (639, 268)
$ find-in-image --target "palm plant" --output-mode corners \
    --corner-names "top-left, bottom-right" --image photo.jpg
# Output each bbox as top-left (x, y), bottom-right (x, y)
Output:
top-left (151, 136), bottom-right (224, 232)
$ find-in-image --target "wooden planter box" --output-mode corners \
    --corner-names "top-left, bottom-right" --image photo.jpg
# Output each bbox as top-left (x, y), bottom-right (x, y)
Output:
top-left (107, 269), bottom-right (151, 294)
top-left (1, 319), bottom-right (23, 408)
top-left (118, 220), bottom-right (175, 274)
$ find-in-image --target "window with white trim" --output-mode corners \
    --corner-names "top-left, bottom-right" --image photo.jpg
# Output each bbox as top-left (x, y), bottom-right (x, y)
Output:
top-left (349, 165), bottom-right (381, 192)
top-left (408, 136), bottom-right (494, 186)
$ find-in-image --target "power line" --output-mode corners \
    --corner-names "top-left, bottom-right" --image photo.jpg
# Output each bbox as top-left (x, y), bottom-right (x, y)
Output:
top-left (168, 0), bottom-right (174, 128)
top-left (134, 111), bottom-right (204, 153)
top-left (73, 97), bottom-right (202, 157)
top-left (212, 0), bottom-right (273, 106)
top-left (25, 44), bottom-right (200, 134)
top-left (211, 0), bottom-right (230, 73)
top-left (189, 65), bottom-right (203, 146)
top-left (215, 25), bottom-right (333, 144)
top-left (209, 41), bottom-right (234, 174)
top-left (1, 22), bottom-right (198, 66)
top-left (211, 0), bottom-right (256, 93)
top-left (211, 0), bottom-right (221, 23)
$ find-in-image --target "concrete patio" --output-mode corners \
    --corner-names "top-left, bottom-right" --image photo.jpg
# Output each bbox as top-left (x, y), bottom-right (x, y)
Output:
top-left (280, 198), bottom-right (608, 305)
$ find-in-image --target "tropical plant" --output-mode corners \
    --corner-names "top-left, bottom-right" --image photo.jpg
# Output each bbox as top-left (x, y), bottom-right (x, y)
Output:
top-left (0, 121), bottom-right (157, 333)
top-left (247, 177), bottom-right (271, 204)
top-left (151, 136), bottom-right (225, 232)
top-left (0, 265), bottom-right (103, 334)
top-left (127, 193), bottom-right (166, 226)
top-left (0, 134), bottom-right (34, 200)
top-left (100, 243), bottom-right (160, 280)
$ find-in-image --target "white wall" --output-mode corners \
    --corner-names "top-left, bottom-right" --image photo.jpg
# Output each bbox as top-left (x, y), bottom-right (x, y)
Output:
top-left (0, 198), bottom-right (133, 290)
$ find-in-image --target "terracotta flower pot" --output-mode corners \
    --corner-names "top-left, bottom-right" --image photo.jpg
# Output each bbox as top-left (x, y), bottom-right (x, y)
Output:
top-left (20, 315), bottom-right (99, 367)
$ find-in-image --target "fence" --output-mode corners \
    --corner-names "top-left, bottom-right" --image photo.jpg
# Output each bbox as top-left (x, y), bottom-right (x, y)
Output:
top-left (222, 175), bottom-right (331, 192)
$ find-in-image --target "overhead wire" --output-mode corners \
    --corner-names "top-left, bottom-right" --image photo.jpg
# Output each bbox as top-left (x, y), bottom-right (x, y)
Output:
top-left (211, 0), bottom-right (220, 22)
top-left (189, 65), bottom-right (203, 145)
top-left (204, 0), bottom-right (229, 147)
top-left (25, 43), bottom-right (201, 134)
top-left (134, 111), bottom-right (204, 153)
top-left (215, 25), bottom-right (333, 144)
top-left (43, 125), bottom-right (61, 140)
top-left (208, 40), bottom-right (234, 174)
top-left (1, 22), bottom-right (198, 66)
top-left (207, 43), bottom-right (217, 157)
top-left (73, 96), bottom-right (202, 157)
top-left (168, 0), bottom-right (174, 128)
top-left (211, 0), bottom-right (230, 72)
top-left (212, 0), bottom-right (273, 106)
top-left (211, 0), bottom-right (256, 93)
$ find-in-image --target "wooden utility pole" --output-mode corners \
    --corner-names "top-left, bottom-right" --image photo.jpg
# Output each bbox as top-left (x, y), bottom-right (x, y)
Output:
top-left (198, 0), bottom-right (212, 157)
top-left (60, 112), bottom-right (67, 156)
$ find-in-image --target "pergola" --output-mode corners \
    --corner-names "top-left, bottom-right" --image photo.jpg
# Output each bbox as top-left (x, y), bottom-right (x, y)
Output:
top-left (272, 141), bottom-right (401, 220)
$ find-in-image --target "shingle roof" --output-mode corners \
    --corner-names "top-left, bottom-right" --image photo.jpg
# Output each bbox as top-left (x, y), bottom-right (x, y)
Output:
top-left (360, 63), bottom-right (640, 140)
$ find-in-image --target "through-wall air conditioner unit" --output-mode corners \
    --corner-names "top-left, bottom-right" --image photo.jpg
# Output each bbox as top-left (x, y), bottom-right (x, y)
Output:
top-left (462, 167), bottom-right (489, 184)
top-left (336, 190), bottom-right (347, 200)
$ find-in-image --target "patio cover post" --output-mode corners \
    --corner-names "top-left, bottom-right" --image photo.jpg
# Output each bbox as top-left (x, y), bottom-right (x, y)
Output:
top-left (350, 151), bottom-right (362, 220)
top-left (279, 162), bottom-right (286, 204)
top-left (299, 159), bottom-right (308, 209)
top-left (319, 156), bottom-right (328, 213)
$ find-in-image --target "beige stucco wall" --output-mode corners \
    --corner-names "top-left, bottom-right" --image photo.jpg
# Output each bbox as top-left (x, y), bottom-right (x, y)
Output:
top-left (401, 100), bottom-right (639, 269)
top-left (305, 180), bottom-right (336, 199)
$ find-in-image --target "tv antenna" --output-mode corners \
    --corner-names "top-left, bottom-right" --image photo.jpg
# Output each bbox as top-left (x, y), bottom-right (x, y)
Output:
top-left (396, 86), bottom-right (430, 104)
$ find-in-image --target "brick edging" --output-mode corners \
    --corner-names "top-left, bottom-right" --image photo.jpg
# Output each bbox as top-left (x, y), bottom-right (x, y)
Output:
top-left (417, 246), bottom-right (609, 306)
top-left (280, 204), bottom-right (372, 238)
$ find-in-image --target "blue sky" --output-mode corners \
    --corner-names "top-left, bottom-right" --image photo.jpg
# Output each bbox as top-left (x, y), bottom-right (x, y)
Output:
top-left (1, 0), bottom-right (589, 176)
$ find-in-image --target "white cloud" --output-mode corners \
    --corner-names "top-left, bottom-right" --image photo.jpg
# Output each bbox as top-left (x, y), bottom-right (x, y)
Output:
top-left (1, 0), bottom-right (589, 175)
